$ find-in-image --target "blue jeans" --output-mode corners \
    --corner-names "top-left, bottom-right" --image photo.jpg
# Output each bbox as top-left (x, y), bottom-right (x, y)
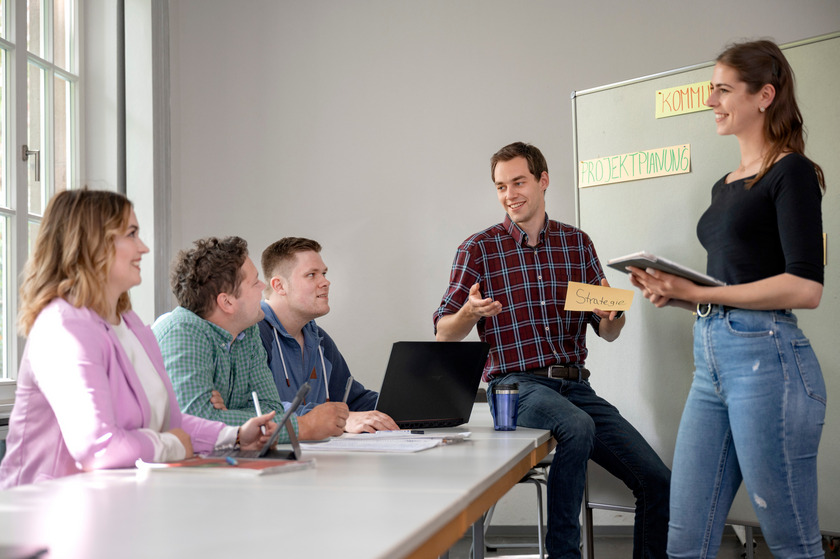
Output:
top-left (668, 308), bottom-right (826, 558)
top-left (490, 373), bottom-right (670, 559)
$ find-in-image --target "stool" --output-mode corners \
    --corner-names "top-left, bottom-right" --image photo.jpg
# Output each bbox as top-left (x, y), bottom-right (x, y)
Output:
top-left (481, 453), bottom-right (552, 559)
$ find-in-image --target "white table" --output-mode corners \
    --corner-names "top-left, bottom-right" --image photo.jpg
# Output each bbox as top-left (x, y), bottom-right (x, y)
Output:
top-left (0, 406), bottom-right (552, 559)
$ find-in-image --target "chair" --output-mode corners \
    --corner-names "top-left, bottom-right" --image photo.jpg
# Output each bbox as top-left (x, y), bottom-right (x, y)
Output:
top-left (481, 453), bottom-right (552, 559)
top-left (481, 458), bottom-right (640, 559)
top-left (580, 467), bottom-right (634, 559)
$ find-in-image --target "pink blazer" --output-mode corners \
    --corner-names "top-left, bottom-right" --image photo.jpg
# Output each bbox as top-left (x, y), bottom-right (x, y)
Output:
top-left (0, 298), bottom-right (224, 488)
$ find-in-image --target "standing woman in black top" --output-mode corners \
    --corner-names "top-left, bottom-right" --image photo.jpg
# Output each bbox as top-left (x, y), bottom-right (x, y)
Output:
top-left (629, 40), bottom-right (826, 558)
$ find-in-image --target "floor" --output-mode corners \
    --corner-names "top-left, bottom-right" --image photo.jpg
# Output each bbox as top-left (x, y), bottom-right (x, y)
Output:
top-left (446, 527), bottom-right (835, 558)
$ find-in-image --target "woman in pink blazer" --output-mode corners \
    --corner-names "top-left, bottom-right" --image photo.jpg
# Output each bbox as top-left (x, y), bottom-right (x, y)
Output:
top-left (0, 190), bottom-right (276, 488)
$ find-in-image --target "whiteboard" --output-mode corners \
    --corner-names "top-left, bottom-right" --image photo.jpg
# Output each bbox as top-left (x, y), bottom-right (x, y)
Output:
top-left (573, 32), bottom-right (840, 535)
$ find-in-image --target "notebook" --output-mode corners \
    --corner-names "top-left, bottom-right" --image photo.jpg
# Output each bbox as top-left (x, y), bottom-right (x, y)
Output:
top-left (203, 383), bottom-right (310, 460)
top-left (375, 341), bottom-right (490, 429)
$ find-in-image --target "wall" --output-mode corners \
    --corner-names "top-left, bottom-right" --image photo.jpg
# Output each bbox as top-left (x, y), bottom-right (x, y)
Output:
top-left (84, 0), bottom-right (159, 324)
top-left (165, 0), bottom-right (840, 527)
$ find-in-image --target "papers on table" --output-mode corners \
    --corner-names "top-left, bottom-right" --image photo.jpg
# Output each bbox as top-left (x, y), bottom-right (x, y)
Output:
top-left (301, 438), bottom-right (440, 453)
top-left (300, 431), bottom-right (471, 453)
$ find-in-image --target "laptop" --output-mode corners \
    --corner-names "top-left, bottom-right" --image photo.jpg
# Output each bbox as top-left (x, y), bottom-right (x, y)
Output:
top-left (375, 341), bottom-right (490, 429)
top-left (204, 383), bottom-right (310, 460)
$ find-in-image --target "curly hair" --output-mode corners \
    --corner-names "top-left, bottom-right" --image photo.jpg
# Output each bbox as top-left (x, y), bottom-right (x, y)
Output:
top-left (170, 236), bottom-right (249, 319)
top-left (18, 189), bottom-right (133, 336)
top-left (716, 40), bottom-right (825, 191)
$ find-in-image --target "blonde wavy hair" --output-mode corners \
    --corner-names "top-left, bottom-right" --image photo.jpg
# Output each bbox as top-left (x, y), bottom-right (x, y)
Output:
top-left (18, 189), bottom-right (134, 336)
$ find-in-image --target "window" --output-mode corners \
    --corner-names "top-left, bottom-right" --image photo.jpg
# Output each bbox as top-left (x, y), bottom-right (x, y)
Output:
top-left (0, 0), bottom-right (80, 380)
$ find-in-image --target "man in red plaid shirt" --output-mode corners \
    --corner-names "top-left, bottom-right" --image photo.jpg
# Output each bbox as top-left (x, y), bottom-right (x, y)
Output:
top-left (434, 142), bottom-right (669, 559)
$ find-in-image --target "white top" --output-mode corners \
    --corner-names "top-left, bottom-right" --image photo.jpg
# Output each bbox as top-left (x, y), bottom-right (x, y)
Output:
top-left (111, 319), bottom-right (185, 461)
top-left (111, 318), bottom-right (240, 459)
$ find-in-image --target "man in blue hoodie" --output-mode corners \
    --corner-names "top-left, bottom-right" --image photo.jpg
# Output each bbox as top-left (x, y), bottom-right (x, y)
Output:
top-left (257, 237), bottom-right (398, 434)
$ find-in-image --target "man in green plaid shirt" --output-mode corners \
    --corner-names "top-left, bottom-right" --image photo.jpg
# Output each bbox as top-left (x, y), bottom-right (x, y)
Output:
top-left (154, 236), bottom-right (348, 443)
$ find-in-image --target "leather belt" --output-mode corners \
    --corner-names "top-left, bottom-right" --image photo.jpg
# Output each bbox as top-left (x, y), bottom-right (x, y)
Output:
top-left (527, 365), bottom-right (590, 381)
top-left (696, 303), bottom-right (735, 317)
top-left (696, 304), bottom-right (788, 318)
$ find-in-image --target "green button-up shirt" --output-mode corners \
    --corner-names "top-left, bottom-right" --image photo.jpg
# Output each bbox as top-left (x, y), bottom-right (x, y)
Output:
top-left (153, 306), bottom-right (297, 443)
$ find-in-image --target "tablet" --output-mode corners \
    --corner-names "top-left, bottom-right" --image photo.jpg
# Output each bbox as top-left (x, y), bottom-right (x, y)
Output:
top-left (203, 383), bottom-right (310, 460)
top-left (607, 251), bottom-right (725, 287)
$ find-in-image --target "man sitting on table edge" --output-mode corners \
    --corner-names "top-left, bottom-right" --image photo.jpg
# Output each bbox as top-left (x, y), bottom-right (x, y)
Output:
top-left (153, 235), bottom-right (348, 441)
top-left (433, 142), bottom-right (670, 559)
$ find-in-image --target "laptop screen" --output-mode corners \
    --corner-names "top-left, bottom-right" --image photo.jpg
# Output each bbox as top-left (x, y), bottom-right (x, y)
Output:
top-left (375, 341), bottom-right (490, 429)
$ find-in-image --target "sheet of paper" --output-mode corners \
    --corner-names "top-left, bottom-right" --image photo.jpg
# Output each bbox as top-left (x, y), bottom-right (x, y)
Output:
top-left (343, 430), bottom-right (471, 441)
top-left (563, 281), bottom-right (634, 312)
top-left (300, 431), bottom-right (471, 453)
top-left (300, 438), bottom-right (442, 453)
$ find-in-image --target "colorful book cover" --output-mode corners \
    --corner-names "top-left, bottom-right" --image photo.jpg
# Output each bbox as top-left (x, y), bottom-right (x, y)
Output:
top-left (136, 457), bottom-right (315, 476)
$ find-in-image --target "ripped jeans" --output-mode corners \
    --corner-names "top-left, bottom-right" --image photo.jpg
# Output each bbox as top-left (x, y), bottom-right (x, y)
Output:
top-left (668, 307), bottom-right (826, 559)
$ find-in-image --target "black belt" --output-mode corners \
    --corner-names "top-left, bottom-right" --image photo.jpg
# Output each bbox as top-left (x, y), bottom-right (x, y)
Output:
top-left (696, 304), bottom-right (789, 318)
top-left (696, 303), bottom-right (735, 317)
top-left (526, 365), bottom-right (590, 381)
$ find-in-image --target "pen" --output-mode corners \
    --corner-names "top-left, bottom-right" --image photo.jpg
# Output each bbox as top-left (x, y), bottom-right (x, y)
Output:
top-left (342, 376), bottom-right (354, 403)
top-left (252, 391), bottom-right (266, 435)
top-left (225, 456), bottom-right (239, 466)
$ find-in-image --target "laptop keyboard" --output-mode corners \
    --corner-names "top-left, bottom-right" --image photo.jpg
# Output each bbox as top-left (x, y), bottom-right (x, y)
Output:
top-left (397, 418), bottom-right (463, 429)
top-left (205, 448), bottom-right (262, 459)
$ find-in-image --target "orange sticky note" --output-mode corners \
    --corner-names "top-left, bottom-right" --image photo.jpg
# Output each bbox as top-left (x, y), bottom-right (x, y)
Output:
top-left (563, 281), bottom-right (634, 312)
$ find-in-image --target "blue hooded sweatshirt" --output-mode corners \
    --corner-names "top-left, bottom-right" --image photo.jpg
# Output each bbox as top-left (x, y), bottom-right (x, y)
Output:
top-left (258, 301), bottom-right (379, 414)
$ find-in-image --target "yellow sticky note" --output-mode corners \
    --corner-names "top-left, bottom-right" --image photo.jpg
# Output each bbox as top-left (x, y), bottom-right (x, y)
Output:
top-left (564, 281), bottom-right (634, 312)
top-left (655, 81), bottom-right (713, 118)
top-left (578, 144), bottom-right (691, 188)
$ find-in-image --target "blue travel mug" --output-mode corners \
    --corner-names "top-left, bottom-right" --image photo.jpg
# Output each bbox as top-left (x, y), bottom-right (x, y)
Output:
top-left (491, 383), bottom-right (519, 431)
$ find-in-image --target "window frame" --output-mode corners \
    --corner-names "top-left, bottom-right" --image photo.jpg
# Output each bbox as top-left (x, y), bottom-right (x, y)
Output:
top-left (0, 0), bottom-right (81, 393)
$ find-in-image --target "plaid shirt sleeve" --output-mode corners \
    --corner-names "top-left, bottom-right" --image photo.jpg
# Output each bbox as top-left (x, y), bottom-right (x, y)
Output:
top-left (155, 316), bottom-right (297, 443)
top-left (434, 220), bottom-right (610, 375)
top-left (581, 233), bottom-right (607, 336)
top-left (433, 241), bottom-right (482, 331)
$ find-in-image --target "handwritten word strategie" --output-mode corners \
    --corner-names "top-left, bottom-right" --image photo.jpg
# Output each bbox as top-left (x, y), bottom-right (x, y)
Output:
top-left (578, 144), bottom-right (690, 188)
top-left (574, 287), bottom-right (625, 308)
top-left (563, 282), bottom-right (634, 312)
